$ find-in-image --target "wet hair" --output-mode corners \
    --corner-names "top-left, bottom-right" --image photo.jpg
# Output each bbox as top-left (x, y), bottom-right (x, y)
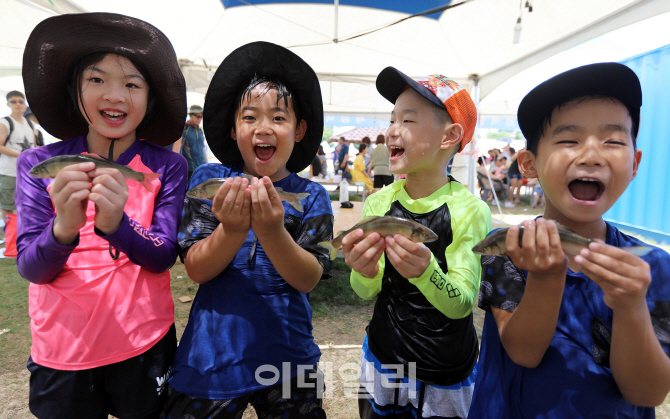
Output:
top-left (529, 94), bottom-right (638, 155)
top-left (234, 75), bottom-right (302, 130)
top-left (6, 91), bottom-right (25, 101)
top-left (68, 52), bottom-right (157, 134)
top-left (376, 134), bottom-right (385, 144)
top-left (429, 101), bottom-right (452, 127)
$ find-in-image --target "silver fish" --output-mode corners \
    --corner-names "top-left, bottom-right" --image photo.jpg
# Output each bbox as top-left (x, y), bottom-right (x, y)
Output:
top-left (472, 224), bottom-right (651, 257)
top-left (29, 153), bottom-right (160, 192)
top-left (186, 177), bottom-right (311, 212)
top-left (318, 215), bottom-right (438, 260)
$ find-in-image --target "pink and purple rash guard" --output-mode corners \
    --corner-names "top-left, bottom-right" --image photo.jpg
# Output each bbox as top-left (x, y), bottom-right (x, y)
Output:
top-left (15, 136), bottom-right (188, 370)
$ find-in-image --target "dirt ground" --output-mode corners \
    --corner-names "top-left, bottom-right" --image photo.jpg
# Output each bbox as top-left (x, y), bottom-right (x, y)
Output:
top-left (2, 201), bottom-right (670, 418)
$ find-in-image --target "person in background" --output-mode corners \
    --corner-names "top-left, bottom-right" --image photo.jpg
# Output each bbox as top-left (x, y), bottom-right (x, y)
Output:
top-left (507, 147), bottom-right (523, 204)
top-left (172, 105), bottom-right (205, 183)
top-left (23, 107), bottom-right (45, 146)
top-left (360, 136), bottom-right (372, 171)
top-left (317, 145), bottom-right (327, 177)
top-left (332, 142), bottom-right (341, 174)
top-left (352, 142), bottom-right (373, 192)
top-left (310, 146), bottom-right (323, 178)
top-left (338, 136), bottom-right (352, 180)
top-left (369, 134), bottom-right (392, 192)
top-left (0, 91), bottom-right (37, 221)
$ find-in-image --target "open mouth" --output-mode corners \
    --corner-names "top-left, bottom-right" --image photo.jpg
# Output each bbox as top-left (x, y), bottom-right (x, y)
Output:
top-left (100, 110), bottom-right (126, 122)
top-left (389, 145), bottom-right (405, 159)
top-left (568, 178), bottom-right (604, 202)
top-left (255, 144), bottom-right (276, 161)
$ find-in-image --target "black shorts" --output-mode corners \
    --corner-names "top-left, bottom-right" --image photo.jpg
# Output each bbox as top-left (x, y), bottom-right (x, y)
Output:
top-left (27, 324), bottom-right (177, 419)
top-left (161, 366), bottom-right (326, 419)
top-left (373, 175), bottom-right (394, 188)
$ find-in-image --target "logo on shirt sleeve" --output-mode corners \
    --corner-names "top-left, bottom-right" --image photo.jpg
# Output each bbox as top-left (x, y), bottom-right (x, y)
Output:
top-left (429, 270), bottom-right (461, 298)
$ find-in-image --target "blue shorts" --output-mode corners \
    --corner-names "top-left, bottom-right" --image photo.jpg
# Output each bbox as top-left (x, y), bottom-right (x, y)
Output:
top-left (508, 173), bottom-right (523, 180)
top-left (27, 324), bottom-right (177, 419)
top-left (534, 185), bottom-right (543, 194)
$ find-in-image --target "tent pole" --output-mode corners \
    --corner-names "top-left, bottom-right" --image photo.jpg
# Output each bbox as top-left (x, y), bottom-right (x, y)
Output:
top-left (468, 74), bottom-right (481, 195)
top-left (334, 0), bottom-right (339, 43)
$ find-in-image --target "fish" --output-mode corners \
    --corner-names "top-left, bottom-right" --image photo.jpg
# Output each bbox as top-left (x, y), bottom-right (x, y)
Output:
top-left (28, 153), bottom-right (161, 192)
top-left (186, 177), bottom-right (311, 212)
top-left (318, 215), bottom-right (438, 260)
top-left (472, 223), bottom-right (652, 257)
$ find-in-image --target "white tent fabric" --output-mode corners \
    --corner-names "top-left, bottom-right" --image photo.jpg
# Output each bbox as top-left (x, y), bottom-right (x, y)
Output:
top-left (4, 0), bottom-right (670, 191)
top-left (3, 0), bottom-right (670, 119)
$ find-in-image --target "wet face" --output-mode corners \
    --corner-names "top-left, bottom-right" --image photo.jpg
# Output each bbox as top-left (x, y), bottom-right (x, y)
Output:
top-left (78, 53), bottom-right (149, 142)
top-left (231, 83), bottom-right (306, 181)
top-left (523, 97), bottom-right (641, 224)
top-left (385, 89), bottom-right (449, 176)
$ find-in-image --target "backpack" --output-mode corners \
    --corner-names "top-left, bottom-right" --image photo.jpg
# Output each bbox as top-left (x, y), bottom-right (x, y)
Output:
top-left (3, 116), bottom-right (43, 147)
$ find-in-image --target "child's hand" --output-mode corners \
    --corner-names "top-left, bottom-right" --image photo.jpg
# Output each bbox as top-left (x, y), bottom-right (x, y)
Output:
top-left (249, 177), bottom-right (284, 237)
top-left (506, 218), bottom-right (568, 277)
top-left (50, 162), bottom-right (95, 245)
top-left (575, 242), bottom-right (651, 312)
top-left (212, 177), bottom-right (251, 235)
top-left (88, 167), bottom-right (128, 234)
top-left (341, 229), bottom-right (385, 278)
top-left (385, 234), bottom-right (432, 279)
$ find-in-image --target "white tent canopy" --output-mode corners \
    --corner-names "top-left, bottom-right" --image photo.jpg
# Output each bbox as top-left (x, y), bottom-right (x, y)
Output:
top-left (3, 0), bottom-right (670, 119)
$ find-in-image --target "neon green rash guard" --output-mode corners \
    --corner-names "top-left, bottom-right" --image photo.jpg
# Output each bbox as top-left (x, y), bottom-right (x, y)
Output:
top-left (350, 178), bottom-right (491, 385)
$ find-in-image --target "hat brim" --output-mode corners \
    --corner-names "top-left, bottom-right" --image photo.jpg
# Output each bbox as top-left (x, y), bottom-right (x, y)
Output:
top-left (203, 42), bottom-right (323, 173)
top-left (22, 13), bottom-right (187, 146)
top-left (518, 62), bottom-right (641, 150)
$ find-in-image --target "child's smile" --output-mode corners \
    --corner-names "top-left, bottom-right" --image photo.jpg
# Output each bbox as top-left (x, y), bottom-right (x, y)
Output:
top-left (232, 83), bottom-right (306, 181)
top-left (386, 89), bottom-right (446, 177)
top-left (531, 98), bottom-right (641, 225)
top-left (79, 53), bottom-right (148, 145)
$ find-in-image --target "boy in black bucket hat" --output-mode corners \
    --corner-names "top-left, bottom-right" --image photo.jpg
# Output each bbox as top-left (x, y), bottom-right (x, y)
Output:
top-left (163, 41), bottom-right (332, 418)
top-left (470, 62), bottom-right (670, 418)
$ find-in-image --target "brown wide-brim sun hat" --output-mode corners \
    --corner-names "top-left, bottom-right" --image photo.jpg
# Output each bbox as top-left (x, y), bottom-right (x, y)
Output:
top-left (203, 41), bottom-right (324, 173)
top-left (22, 12), bottom-right (187, 146)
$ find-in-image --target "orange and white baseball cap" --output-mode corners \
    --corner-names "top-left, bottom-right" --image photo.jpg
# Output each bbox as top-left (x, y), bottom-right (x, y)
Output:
top-left (376, 67), bottom-right (477, 152)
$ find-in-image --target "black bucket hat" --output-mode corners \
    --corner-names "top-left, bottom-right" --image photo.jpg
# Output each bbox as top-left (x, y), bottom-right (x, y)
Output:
top-left (22, 12), bottom-right (187, 146)
top-left (518, 62), bottom-right (641, 151)
top-left (203, 41), bottom-right (323, 173)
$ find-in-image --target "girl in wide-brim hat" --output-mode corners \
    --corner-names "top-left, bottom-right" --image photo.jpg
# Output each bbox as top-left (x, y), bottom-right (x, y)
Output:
top-left (17, 12), bottom-right (188, 419)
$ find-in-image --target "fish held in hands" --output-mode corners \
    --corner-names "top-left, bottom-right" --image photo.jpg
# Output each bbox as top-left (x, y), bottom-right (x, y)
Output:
top-left (186, 177), bottom-right (311, 212)
top-left (472, 223), bottom-right (651, 257)
top-left (319, 216), bottom-right (438, 260)
top-left (29, 153), bottom-right (160, 192)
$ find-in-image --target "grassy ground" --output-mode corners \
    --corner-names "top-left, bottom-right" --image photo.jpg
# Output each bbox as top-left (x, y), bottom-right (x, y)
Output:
top-left (2, 197), bottom-right (670, 417)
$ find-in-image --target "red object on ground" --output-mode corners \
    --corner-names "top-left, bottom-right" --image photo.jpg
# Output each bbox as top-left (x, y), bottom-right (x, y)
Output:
top-left (4, 214), bottom-right (17, 258)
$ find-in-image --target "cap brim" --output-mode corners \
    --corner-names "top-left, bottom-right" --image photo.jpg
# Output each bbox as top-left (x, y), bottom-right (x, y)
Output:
top-left (376, 67), bottom-right (444, 110)
top-left (518, 62), bottom-right (641, 149)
